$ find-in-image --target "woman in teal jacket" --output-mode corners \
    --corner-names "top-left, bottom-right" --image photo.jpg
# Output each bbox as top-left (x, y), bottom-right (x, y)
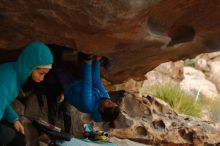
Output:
top-left (0, 41), bottom-right (53, 146)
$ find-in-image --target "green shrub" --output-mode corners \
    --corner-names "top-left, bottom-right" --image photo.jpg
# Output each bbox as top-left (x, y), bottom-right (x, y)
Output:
top-left (204, 97), bottom-right (220, 122)
top-left (149, 83), bottom-right (204, 117)
top-left (193, 94), bottom-right (220, 122)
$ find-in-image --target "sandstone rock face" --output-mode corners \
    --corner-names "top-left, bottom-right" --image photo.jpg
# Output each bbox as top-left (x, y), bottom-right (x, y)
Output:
top-left (110, 93), bottom-right (220, 145)
top-left (194, 52), bottom-right (220, 93)
top-left (180, 67), bottom-right (219, 98)
top-left (209, 61), bottom-right (220, 93)
top-left (1, 1), bottom-right (220, 82)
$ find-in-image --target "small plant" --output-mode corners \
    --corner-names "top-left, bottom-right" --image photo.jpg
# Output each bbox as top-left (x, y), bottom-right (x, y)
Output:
top-left (149, 83), bottom-right (204, 117)
top-left (184, 58), bottom-right (196, 67)
top-left (204, 97), bottom-right (220, 122)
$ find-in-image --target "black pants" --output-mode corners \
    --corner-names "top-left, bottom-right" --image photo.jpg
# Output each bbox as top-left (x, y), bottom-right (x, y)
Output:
top-left (0, 122), bottom-right (26, 146)
top-left (47, 97), bottom-right (72, 133)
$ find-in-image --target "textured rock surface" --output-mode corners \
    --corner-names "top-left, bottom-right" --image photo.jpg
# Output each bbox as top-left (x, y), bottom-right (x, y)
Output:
top-left (180, 66), bottom-right (219, 98)
top-left (194, 52), bottom-right (220, 93)
top-left (2, 0), bottom-right (220, 82)
top-left (110, 94), bottom-right (220, 145)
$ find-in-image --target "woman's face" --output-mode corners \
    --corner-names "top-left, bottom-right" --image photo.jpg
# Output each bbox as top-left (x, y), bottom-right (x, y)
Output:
top-left (31, 68), bottom-right (50, 83)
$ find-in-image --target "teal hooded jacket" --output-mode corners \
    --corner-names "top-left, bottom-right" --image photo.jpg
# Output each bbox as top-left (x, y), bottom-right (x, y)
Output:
top-left (0, 41), bottom-right (53, 123)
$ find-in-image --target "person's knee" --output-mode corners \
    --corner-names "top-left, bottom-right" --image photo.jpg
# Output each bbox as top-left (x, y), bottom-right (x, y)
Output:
top-left (0, 123), bottom-right (16, 145)
top-left (8, 132), bottom-right (26, 146)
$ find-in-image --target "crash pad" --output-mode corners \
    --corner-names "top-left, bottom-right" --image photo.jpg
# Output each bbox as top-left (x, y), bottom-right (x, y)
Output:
top-left (57, 137), bottom-right (117, 146)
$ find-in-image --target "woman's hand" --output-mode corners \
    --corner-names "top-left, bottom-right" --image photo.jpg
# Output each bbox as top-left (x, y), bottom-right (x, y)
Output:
top-left (14, 120), bottom-right (25, 134)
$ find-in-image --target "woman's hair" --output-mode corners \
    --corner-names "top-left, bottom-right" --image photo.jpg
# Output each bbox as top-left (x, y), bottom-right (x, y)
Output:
top-left (100, 105), bottom-right (120, 122)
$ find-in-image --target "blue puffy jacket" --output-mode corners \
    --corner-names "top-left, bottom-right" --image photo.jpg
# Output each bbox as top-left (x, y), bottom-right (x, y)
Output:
top-left (0, 41), bottom-right (53, 123)
top-left (64, 61), bottom-right (110, 122)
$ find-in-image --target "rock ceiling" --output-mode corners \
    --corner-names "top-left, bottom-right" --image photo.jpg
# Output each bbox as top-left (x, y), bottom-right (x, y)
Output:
top-left (1, 0), bottom-right (220, 82)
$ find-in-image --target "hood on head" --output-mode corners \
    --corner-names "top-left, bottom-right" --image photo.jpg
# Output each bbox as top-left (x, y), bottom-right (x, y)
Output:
top-left (17, 41), bottom-right (53, 86)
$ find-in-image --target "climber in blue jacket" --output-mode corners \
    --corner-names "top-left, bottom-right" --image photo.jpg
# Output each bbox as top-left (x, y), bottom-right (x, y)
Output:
top-left (0, 41), bottom-right (53, 146)
top-left (63, 55), bottom-right (120, 122)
